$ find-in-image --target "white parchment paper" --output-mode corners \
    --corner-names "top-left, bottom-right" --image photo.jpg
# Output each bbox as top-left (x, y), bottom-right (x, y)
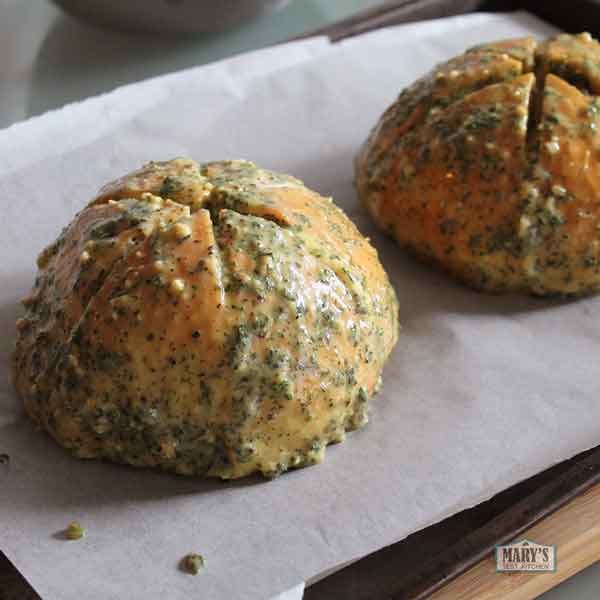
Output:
top-left (3, 11), bottom-right (590, 600)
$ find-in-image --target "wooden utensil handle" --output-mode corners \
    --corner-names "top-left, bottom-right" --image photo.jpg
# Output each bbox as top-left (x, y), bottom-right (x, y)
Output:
top-left (296, 0), bottom-right (600, 43)
top-left (295, 0), bottom-right (517, 41)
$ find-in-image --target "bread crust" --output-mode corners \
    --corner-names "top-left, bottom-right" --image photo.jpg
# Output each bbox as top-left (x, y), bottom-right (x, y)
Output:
top-left (355, 33), bottom-right (600, 296)
top-left (13, 159), bottom-right (399, 479)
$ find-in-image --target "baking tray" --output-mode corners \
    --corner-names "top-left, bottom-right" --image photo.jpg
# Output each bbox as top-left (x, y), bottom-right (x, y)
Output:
top-left (2, 1), bottom-right (600, 599)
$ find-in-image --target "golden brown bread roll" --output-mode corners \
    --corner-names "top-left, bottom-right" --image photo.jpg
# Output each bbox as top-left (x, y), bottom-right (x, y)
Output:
top-left (355, 33), bottom-right (600, 296)
top-left (13, 159), bottom-right (399, 479)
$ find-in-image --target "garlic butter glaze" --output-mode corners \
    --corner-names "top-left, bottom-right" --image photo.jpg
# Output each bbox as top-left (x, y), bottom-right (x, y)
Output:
top-left (13, 159), bottom-right (399, 478)
top-left (356, 33), bottom-right (600, 295)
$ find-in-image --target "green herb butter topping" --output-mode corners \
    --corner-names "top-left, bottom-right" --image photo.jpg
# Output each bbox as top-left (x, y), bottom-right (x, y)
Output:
top-left (356, 33), bottom-right (600, 296)
top-left (13, 159), bottom-right (399, 479)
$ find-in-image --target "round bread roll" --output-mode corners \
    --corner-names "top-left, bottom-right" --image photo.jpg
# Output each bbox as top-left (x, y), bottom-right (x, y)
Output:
top-left (13, 159), bottom-right (399, 479)
top-left (356, 33), bottom-right (600, 296)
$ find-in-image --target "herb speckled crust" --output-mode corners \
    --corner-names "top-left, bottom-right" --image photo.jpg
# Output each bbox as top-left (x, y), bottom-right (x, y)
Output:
top-left (355, 33), bottom-right (600, 296)
top-left (13, 159), bottom-right (399, 479)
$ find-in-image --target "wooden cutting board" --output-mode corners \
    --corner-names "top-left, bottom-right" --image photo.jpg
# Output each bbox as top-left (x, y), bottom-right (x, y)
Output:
top-left (305, 443), bottom-right (600, 599)
top-left (430, 484), bottom-right (600, 599)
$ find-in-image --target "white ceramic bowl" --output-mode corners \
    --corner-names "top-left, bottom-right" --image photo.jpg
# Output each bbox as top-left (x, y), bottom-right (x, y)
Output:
top-left (50, 0), bottom-right (291, 35)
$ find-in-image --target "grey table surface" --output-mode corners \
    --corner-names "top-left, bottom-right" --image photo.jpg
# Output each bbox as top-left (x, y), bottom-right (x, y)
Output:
top-left (1, 0), bottom-right (599, 597)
